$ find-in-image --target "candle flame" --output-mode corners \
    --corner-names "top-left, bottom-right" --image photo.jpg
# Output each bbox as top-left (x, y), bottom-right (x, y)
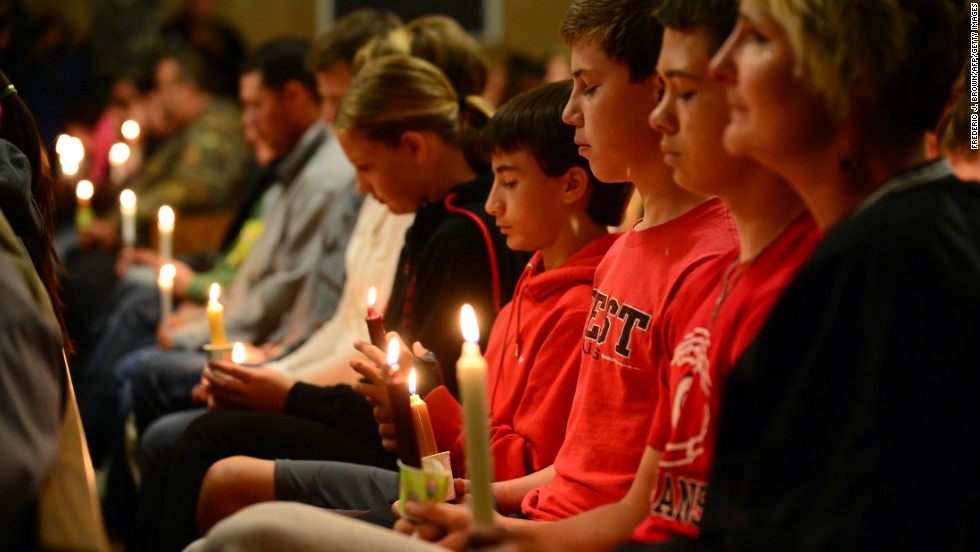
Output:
top-left (62, 161), bottom-right (80, 176)
top-left (119, 189), bottom-right (136, 210)
top-left (55, 134), bottom-right (71, 155)
top-left (109, 142), bottom-right (131, 165)
top-left (158, 205), bottom-right (175, 230)
top-left (231, 342), bottom-right (246, 364)
top-left (121, 120), bottom-right (141, 141)
top-left (209, 283), bottom-right (221, 301)
top-left (460, 304), bottom-right (480, 343)
top-left (408, 367), bottom-right (417, 395)
top-left (159, 263), bottom-right (176, 283)
top-left (367, 286), bottom-right (377, 308)
top-left (387, 338), bottom-right (399, 369)
top-left (76, 180), bottom-right (94, 201)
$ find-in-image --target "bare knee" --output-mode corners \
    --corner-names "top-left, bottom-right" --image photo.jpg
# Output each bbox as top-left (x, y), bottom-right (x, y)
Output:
top-left (197, 456), bottom-right (276, 536)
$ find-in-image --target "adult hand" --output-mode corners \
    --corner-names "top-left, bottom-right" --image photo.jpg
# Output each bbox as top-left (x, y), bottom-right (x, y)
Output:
top-left (202, 361), bottom-right (293, 413)
top-left (393, 501), bottom-right (513, 551)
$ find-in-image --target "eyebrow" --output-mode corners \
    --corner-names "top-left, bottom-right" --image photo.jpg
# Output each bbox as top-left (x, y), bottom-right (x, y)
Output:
top-left (493, 163), bottom-right (519, 173)
top-left (571, 67), bottom-right (596, 79)
top-left (662, 68), bottom-right (701, 81)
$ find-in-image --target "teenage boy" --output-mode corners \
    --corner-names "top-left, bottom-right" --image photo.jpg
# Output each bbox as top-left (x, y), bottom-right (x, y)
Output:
top-left (192, 79), bottom-right (632, 534)
top-left (400, 2), bottom-right (820, 549)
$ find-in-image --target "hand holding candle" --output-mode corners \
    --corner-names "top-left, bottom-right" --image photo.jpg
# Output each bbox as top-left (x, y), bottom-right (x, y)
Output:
top-left (457, 304), bottom-right (495, 528)
top-left (365, 286), bottom-right (387, 350)
top-left (158, 263), bottom-right (175, 322)
top-left (158, 205), bottom-right (175, 261)
top-left (206, 283), bottom-right (227, 347)
top-left (386, 339), bottom-right (422, 468)
top-left (408, 368), bottom-right (439, 459)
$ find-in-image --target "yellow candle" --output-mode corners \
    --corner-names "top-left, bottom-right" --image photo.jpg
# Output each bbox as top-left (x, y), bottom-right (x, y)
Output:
top-left (157, 205), bottom-right (175, 260)
top-left (207, 283), bottom-right (227, 347)
top-left (408, 368), bottom-right (439, 459)
top-left (119, 189), bottom-right (137, 248)
top-left (158, 263), bottom-right (175, 321)
top-left (75, 180), bottom-right (94, 232)
top-left (457, 304), bottom-right (494, 527)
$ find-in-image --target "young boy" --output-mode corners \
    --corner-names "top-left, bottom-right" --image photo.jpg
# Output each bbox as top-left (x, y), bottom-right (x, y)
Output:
top-left (192, 79), bottom-right (632, 533)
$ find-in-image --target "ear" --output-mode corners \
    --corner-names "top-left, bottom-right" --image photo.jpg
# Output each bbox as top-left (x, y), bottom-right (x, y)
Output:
top-left (280, 80), bottom-right (309, 106)
top-left (400, 131), bottom-right (428, 162)
top-left (560, 165), bottom-right (592, 206)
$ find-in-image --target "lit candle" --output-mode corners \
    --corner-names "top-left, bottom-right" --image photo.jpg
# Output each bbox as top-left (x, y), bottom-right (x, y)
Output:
top-left (231, 341), bottom-right (246, 364)
top-left (75, 180), bottom-right (94, 232)
top-left (109, 142), bottom-right (131, 186)
top-left (119, 189), bottom-right (137, 251)
top-left (366, 286), bottom-right (387, 351)
top-left (457, 304), bottom-right (495, 527)
top-left (207, 283), bottom-right (227, 347)
top-left (158, 263), bottom-right (175, 322)
top-left (409, 368), bottom-right (439, 459)
top-left (386, 339), bottom-right (421, 468)
top-left (121, 119), bottom-right (141, 141)
top-left (157, 205), bottom-right (175, 261)
top-left (58, 135), bottom-right (84, 178)
top-left (120, 120), bottom-right (143, 173)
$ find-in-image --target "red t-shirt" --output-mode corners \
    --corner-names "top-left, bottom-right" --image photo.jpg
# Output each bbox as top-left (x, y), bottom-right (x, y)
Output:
top-left (522, 199), bottom-right (739, 520)
top-left (632, 214), bottom-right (820, 542)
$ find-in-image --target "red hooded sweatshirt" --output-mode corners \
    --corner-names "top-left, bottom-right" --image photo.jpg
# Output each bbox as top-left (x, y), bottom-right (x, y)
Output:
top-left (424, 233), bottom-right (621, 480)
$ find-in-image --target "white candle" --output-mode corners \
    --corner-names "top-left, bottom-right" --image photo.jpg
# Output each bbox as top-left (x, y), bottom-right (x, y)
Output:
top-left (109, 142), bottom-right (131, 186)
top-left (457, 304), bottom-right (494, 528)
top-left (158, 263), bottom-right (175, 322)
top-left (119, 189), bottom-right (137, 248)
top-left (157, 205), bottom-right (175, 260)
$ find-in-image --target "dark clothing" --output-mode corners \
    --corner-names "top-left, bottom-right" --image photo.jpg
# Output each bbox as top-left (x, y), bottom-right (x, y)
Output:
top-left (698, 164), bottom-right (980, 551)
top-left (384, 171), bottom-right (527, 395)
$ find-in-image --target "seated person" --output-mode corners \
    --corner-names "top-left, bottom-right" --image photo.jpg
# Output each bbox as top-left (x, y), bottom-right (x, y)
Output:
top-left (194, 79), bottom-right (632, 532)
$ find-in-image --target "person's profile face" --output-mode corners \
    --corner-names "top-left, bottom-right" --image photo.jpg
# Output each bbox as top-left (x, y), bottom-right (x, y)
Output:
top-left (709, 1), bottom-right (837, 173)
top-left (239, 71), bottom-right (288, 157)
top-left (485, 148), bottom-right (566, 253)
top-left (649, 28), bottom-right (741, 196)
top-left (562, 41), bottom-right (663, 184)
top-left (316, 62), bottom-right (353, 125)
top-left (337, 130), bottom-right (422, 215)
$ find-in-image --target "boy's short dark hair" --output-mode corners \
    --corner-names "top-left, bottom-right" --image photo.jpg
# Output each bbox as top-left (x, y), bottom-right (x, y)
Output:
top-left (241, 38), bottom-right (318, 97)
top-left (654, 0), bottom-right (738, 51)
top-left (308, 8), bottom-right (402, 72)
top-left (481, 80), bottom-right (633, 227)
top-left (560, 0), bottom-right (665, 83)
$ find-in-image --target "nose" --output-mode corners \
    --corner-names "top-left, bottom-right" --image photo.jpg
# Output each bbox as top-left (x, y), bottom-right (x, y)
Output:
top-left (648, 90), bottom-right (676, 135)
top-left (355, 176), bottom-right (371, 195)
top-left (709, 31), bottom-right (738, 84)
top-left (485, 180), bottom-right (504, 216)
top-left (562, 93), bottom-right (582, 127)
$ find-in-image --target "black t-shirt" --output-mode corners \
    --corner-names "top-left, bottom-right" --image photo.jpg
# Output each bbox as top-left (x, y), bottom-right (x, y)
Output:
top-left (700, 169), bottom-right (980, 550)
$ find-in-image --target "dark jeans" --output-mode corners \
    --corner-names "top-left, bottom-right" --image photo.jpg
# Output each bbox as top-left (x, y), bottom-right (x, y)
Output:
top-left (130, 401), bottom-right (396, 552)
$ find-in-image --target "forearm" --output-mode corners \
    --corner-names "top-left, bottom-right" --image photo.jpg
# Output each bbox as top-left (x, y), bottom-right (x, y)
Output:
top-left (492, 465), bottom-right (556, 514)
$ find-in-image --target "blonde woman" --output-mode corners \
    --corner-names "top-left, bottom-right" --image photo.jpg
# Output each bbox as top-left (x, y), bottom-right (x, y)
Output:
top-left (695, 1), bottom-right (979, 549)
